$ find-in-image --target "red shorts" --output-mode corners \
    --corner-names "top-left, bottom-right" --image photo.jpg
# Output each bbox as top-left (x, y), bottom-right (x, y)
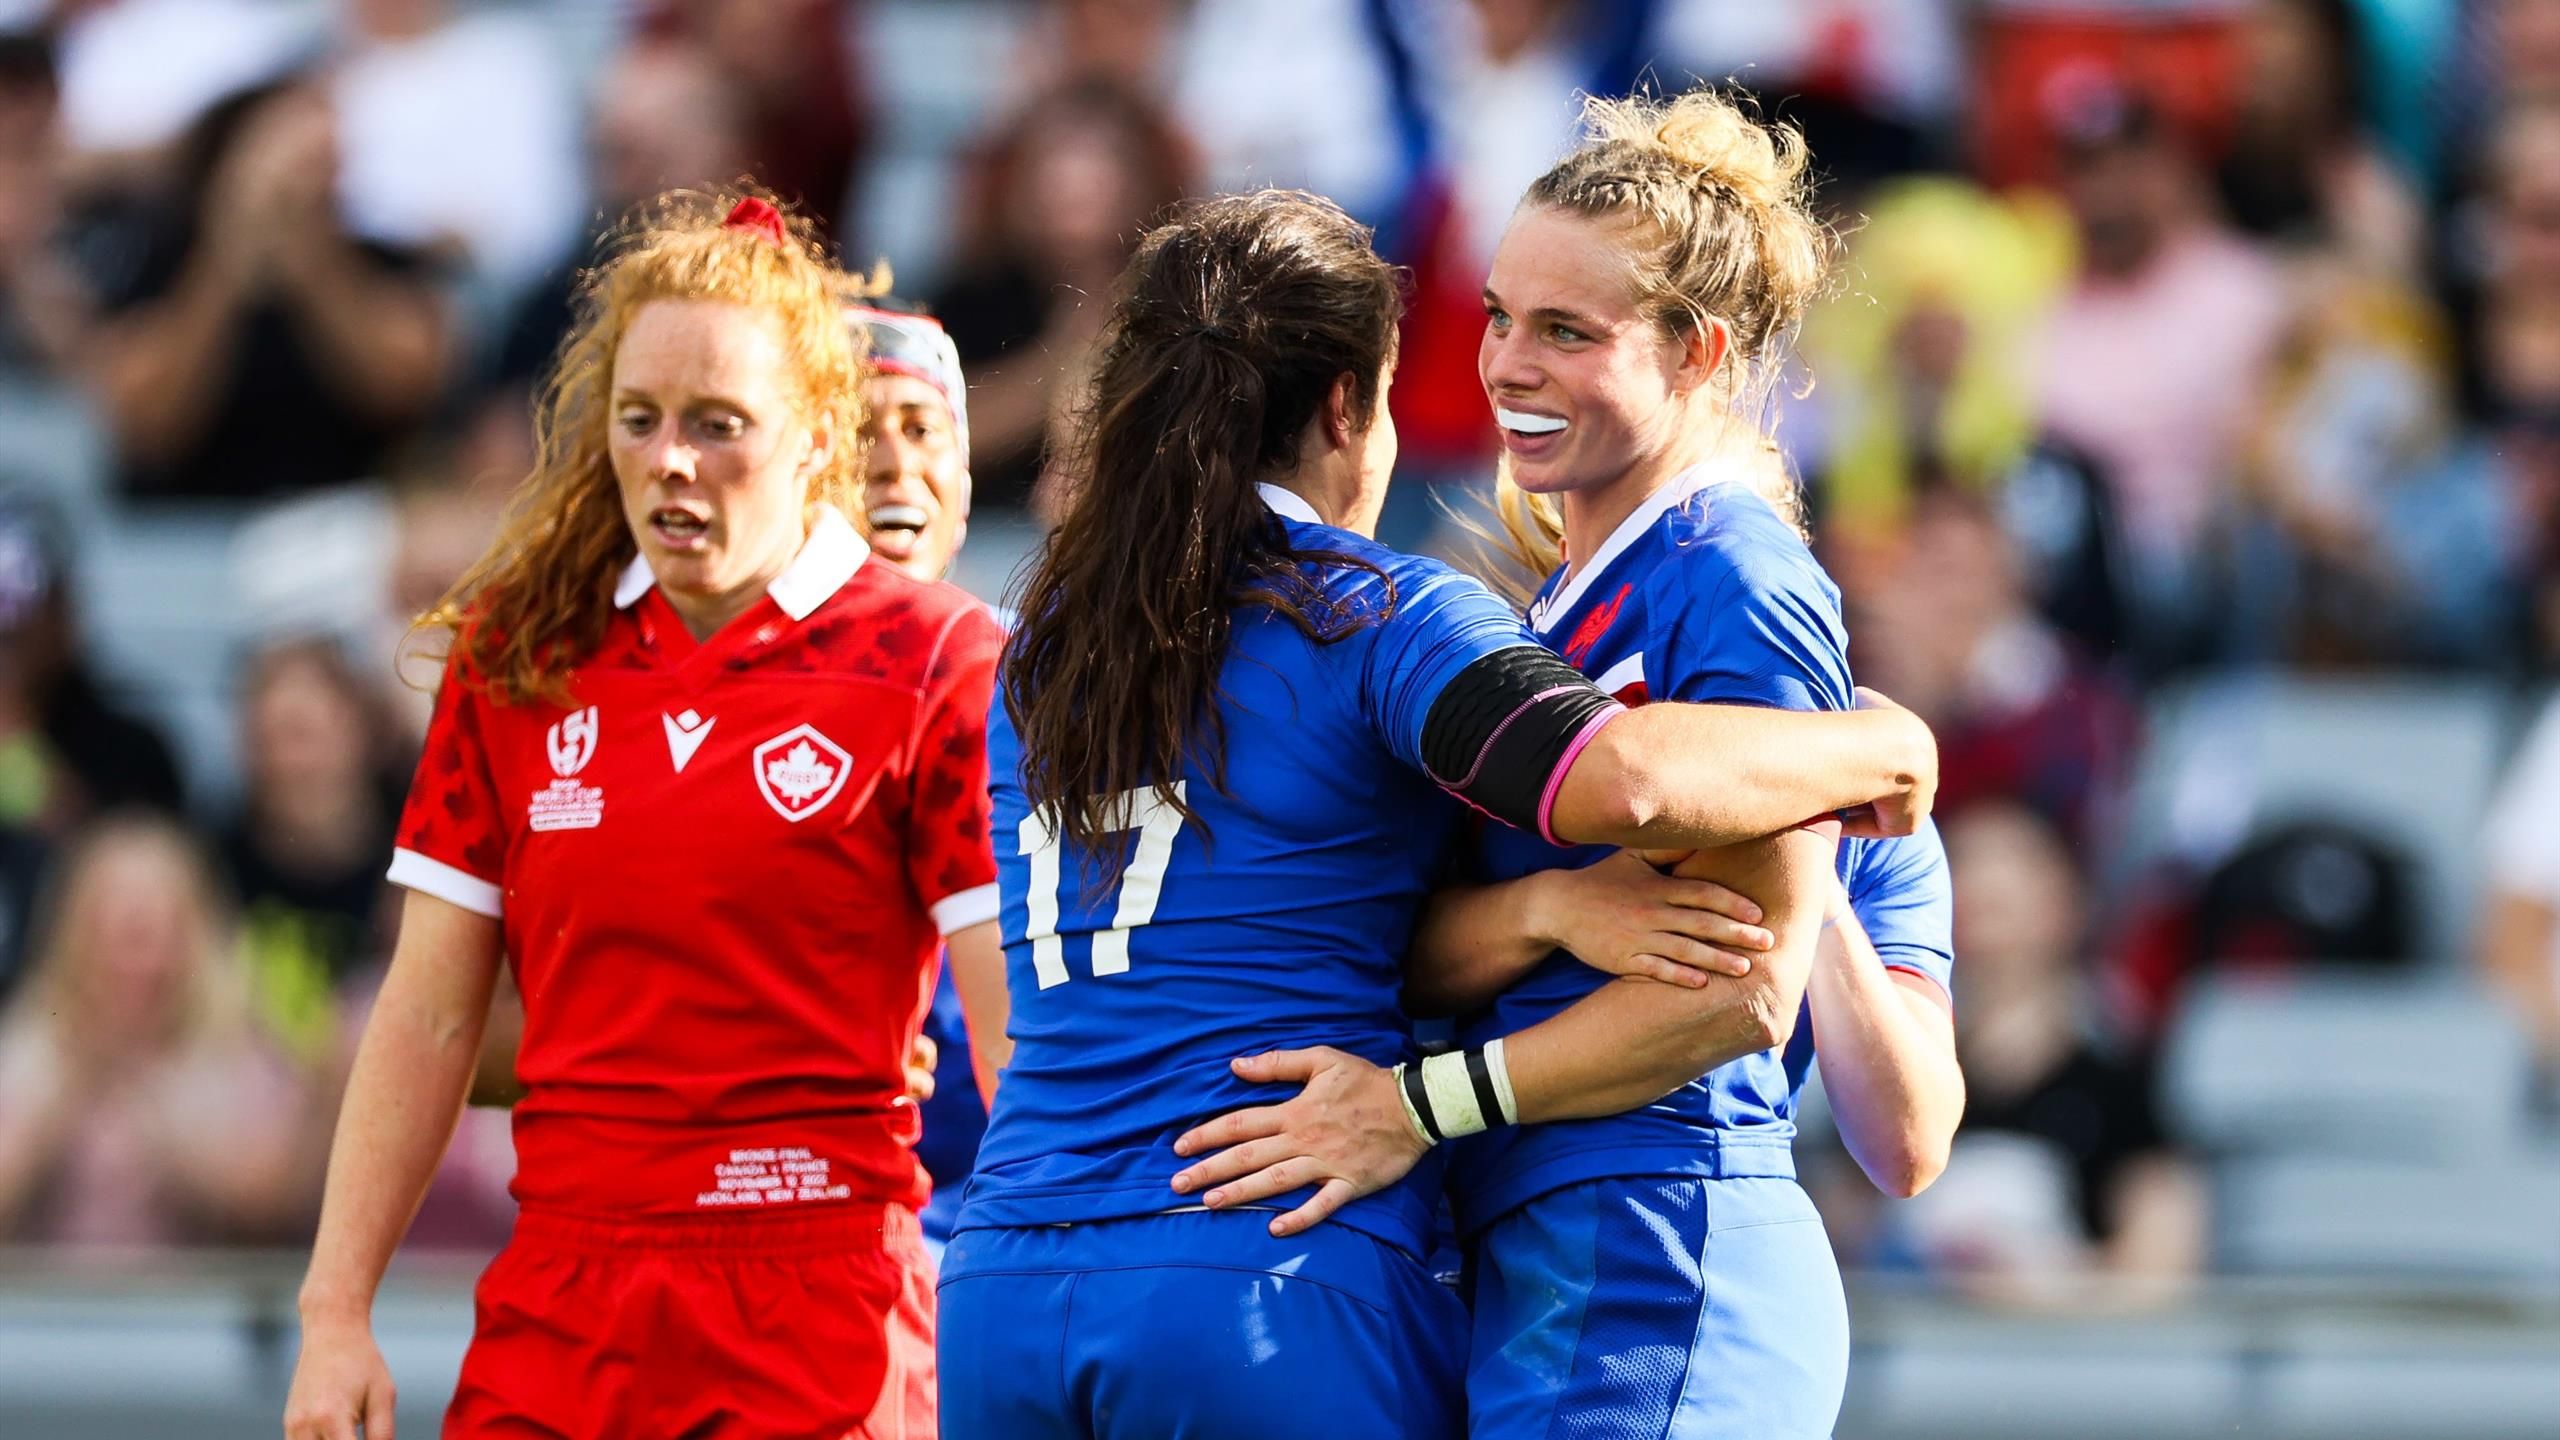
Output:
top-left (444, 1204), bottom-right (935, 1440)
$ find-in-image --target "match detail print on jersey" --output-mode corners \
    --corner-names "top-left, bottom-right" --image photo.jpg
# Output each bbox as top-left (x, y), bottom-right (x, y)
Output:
top-left (663, 708), bottom-right (716, 772)
top-left (755, 723), bottom-right (854, 823)
top-left (531, 705), bottom-right (605, 831)
top-left (1017, 783), bottom-right (1188, 990)
top-left (695, 1144), bottom-right (853, 1209)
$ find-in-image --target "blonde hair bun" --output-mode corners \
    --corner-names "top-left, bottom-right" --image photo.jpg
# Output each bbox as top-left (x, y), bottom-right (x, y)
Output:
top-left (1582, 91), bottom-right (1809, 211)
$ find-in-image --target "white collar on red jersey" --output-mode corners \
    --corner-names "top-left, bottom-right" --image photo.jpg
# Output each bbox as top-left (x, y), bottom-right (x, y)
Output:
top-left (612, 504), bottom-right (869, 621)
top-left (1529, 461), bottom-right (1729, 632)
top-left (1255, 482), bottom-right (1324, 525)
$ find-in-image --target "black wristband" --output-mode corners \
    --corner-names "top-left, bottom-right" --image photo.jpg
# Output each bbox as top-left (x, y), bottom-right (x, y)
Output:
top-left (1400, 1058), bottom-right (1445, 1143)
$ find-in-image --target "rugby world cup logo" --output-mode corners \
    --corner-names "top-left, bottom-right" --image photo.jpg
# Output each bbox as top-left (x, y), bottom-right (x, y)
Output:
top-left (547, 706), bottom-right (600, 777)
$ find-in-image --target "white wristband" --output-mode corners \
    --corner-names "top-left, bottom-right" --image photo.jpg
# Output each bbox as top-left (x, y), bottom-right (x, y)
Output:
top-left (1483, 1037), bottom-right (1519, 1125)
top-left (1402, 1046), bottom-right (1521, 1143)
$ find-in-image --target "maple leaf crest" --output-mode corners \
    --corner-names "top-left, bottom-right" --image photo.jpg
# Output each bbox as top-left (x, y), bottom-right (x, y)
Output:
top-left (765, 740), bottom-right (838, 805)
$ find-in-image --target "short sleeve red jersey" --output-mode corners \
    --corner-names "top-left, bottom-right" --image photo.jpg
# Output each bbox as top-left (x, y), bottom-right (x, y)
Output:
top-left (392, 509), bottom-right (1001, 1217)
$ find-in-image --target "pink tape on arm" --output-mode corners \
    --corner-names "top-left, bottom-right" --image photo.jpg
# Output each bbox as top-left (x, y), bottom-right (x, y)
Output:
top-left (1536, 702), bottom-right (1627, 846)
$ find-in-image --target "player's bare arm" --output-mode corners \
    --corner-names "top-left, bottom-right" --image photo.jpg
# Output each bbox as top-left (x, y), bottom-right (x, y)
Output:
top-left (943, 918), bottom-right (1011, 1102)
top-left (1173, 825), bottom-right (1835, 1235)
top-left (287, 890), bottom-right (504, 1440)
top-left (466, 973), bottom-right (527, 1109)
top-left (1546, 687), bottom-right (1936, 848)
top-left (1807, 877), bottom-right (1964, 1198)
top-left (1403, 850), bottom-right (1773, 1016)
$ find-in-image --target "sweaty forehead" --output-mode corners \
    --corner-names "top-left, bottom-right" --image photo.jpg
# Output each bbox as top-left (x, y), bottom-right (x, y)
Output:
top-left (1487, 206), bottom-right (1649, 321)
top-left (613, 298), bottom-right (798, 402)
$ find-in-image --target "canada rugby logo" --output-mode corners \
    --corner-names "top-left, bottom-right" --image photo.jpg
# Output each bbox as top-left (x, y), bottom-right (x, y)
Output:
top-left (753, 724), bottom-right (852, 823)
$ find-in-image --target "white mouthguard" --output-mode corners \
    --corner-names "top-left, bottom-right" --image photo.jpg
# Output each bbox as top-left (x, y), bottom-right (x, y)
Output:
top-left (1496, 408), bottom-right (1567, 435)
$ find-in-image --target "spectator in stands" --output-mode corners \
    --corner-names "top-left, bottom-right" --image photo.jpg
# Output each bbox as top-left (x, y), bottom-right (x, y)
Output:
top-left (1896, 802), bottom-right (2207, 1308)
top-left (1793, 179), bottom-right (2144, 660)
top-left (219, 635), bottom-right (399, 1062)
top-left (0, 494), bottom-right (184, 820)
top-left (1169, 0), bottom-right (1402, 227)
top-left (490, 36), bottom-right (756, 400)
top-left (2214, 0), bottom-right (2425, 279)
top-left (0, 25), bottom-right (83, 381)
top-left (2483, 693), bottom-right (2560, 1095)
top-left (1800, 178), bottom-right (2073, 547)
top-left (0, 814), bottom-right (318, 1248)
top-left (71, 77), bottom-right (453, 499)
top-left (2443, 88), bottom-right (2560, 417)
top-left (327, 0), bottom-right (581, 302)
top-left (2221, 254), bottom-right (2486, 667)
top-left (642, 0), bottom-right (866, 233)
top-left (1012, 0), bottom-right (1188, 97)
top-left (2029, 74), bottom-right (2286, 661)
top-left (48, 0), bottom-right (315, 161)
top-left (1844, 486), bottom-right (2138, 850)
top-left (2416, 286), bottom-right (2560, 671)
top-left (2440, 0), bottom-right (2560, 201)
top-left (931, 78), bottom-right (1192, 511)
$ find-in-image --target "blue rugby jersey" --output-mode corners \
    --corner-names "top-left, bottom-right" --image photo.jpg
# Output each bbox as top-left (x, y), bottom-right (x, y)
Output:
top-left (959, 487), bottom-right (1553, 1259)
top-left (1449, 466), bottom-right (1954, 1235)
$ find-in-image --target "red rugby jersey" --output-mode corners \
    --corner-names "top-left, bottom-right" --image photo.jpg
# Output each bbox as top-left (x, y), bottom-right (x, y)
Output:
top-left (390, 507), bottom-right (1001, 1218)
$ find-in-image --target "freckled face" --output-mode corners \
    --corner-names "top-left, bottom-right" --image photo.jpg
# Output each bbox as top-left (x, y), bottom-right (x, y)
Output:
top-left (608, 299), bottom-right (826, 608)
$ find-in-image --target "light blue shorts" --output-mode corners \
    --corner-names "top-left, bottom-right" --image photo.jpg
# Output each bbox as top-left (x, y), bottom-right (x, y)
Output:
top-left (1466, 1176), bottom-right (1850, 1440)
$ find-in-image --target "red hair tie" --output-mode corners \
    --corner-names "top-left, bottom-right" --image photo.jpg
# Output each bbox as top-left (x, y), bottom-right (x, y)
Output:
top-left (722, 197), bottom-right (788, 247)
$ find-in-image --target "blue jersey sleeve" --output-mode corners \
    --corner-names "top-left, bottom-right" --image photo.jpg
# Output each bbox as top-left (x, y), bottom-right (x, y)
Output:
top-left (1653, 502), bottom-right (1853, 716)
top-left (1845, 822), bottom-right (1955, 1004)
top-left (1360, 565), bottom-right (1545, 773)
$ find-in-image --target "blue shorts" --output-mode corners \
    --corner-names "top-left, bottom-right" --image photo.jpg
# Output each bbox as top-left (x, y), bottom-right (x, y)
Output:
top-left (939, 1210), bottom-right (1466, 1440)
top-left (1465, 1177), bottom-right (1849, 1440)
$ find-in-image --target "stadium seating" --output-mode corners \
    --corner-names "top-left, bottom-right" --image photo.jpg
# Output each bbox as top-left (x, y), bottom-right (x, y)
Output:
top-left (2162, 973), bottom-right (2534, 1160)
top-left (2214, 1153), bottom-right (2560, 1295)
top-left (2111, 673), bottom-right (2510, 965)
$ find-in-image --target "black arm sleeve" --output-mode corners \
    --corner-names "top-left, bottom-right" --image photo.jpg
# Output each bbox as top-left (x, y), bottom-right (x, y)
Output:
top-left (1418, 645), bottom-right (1622, 834)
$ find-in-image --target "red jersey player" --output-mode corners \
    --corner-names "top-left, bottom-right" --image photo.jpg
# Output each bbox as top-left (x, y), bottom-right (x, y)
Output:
top-left (285, 191), bottom-right (1006, 1440)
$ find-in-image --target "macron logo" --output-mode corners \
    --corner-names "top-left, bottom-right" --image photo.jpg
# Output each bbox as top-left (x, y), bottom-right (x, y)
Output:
top-left (662, 709), bottom-right (716, 772)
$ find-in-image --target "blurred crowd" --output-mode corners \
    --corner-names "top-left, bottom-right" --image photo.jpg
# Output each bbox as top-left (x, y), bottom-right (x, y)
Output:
top-left (0, 0), bottom-right (2554, 1309)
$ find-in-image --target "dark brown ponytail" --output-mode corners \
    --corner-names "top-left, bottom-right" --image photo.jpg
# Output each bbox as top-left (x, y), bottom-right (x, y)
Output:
top-left (1003, 190), bottom-right (1403, 883)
